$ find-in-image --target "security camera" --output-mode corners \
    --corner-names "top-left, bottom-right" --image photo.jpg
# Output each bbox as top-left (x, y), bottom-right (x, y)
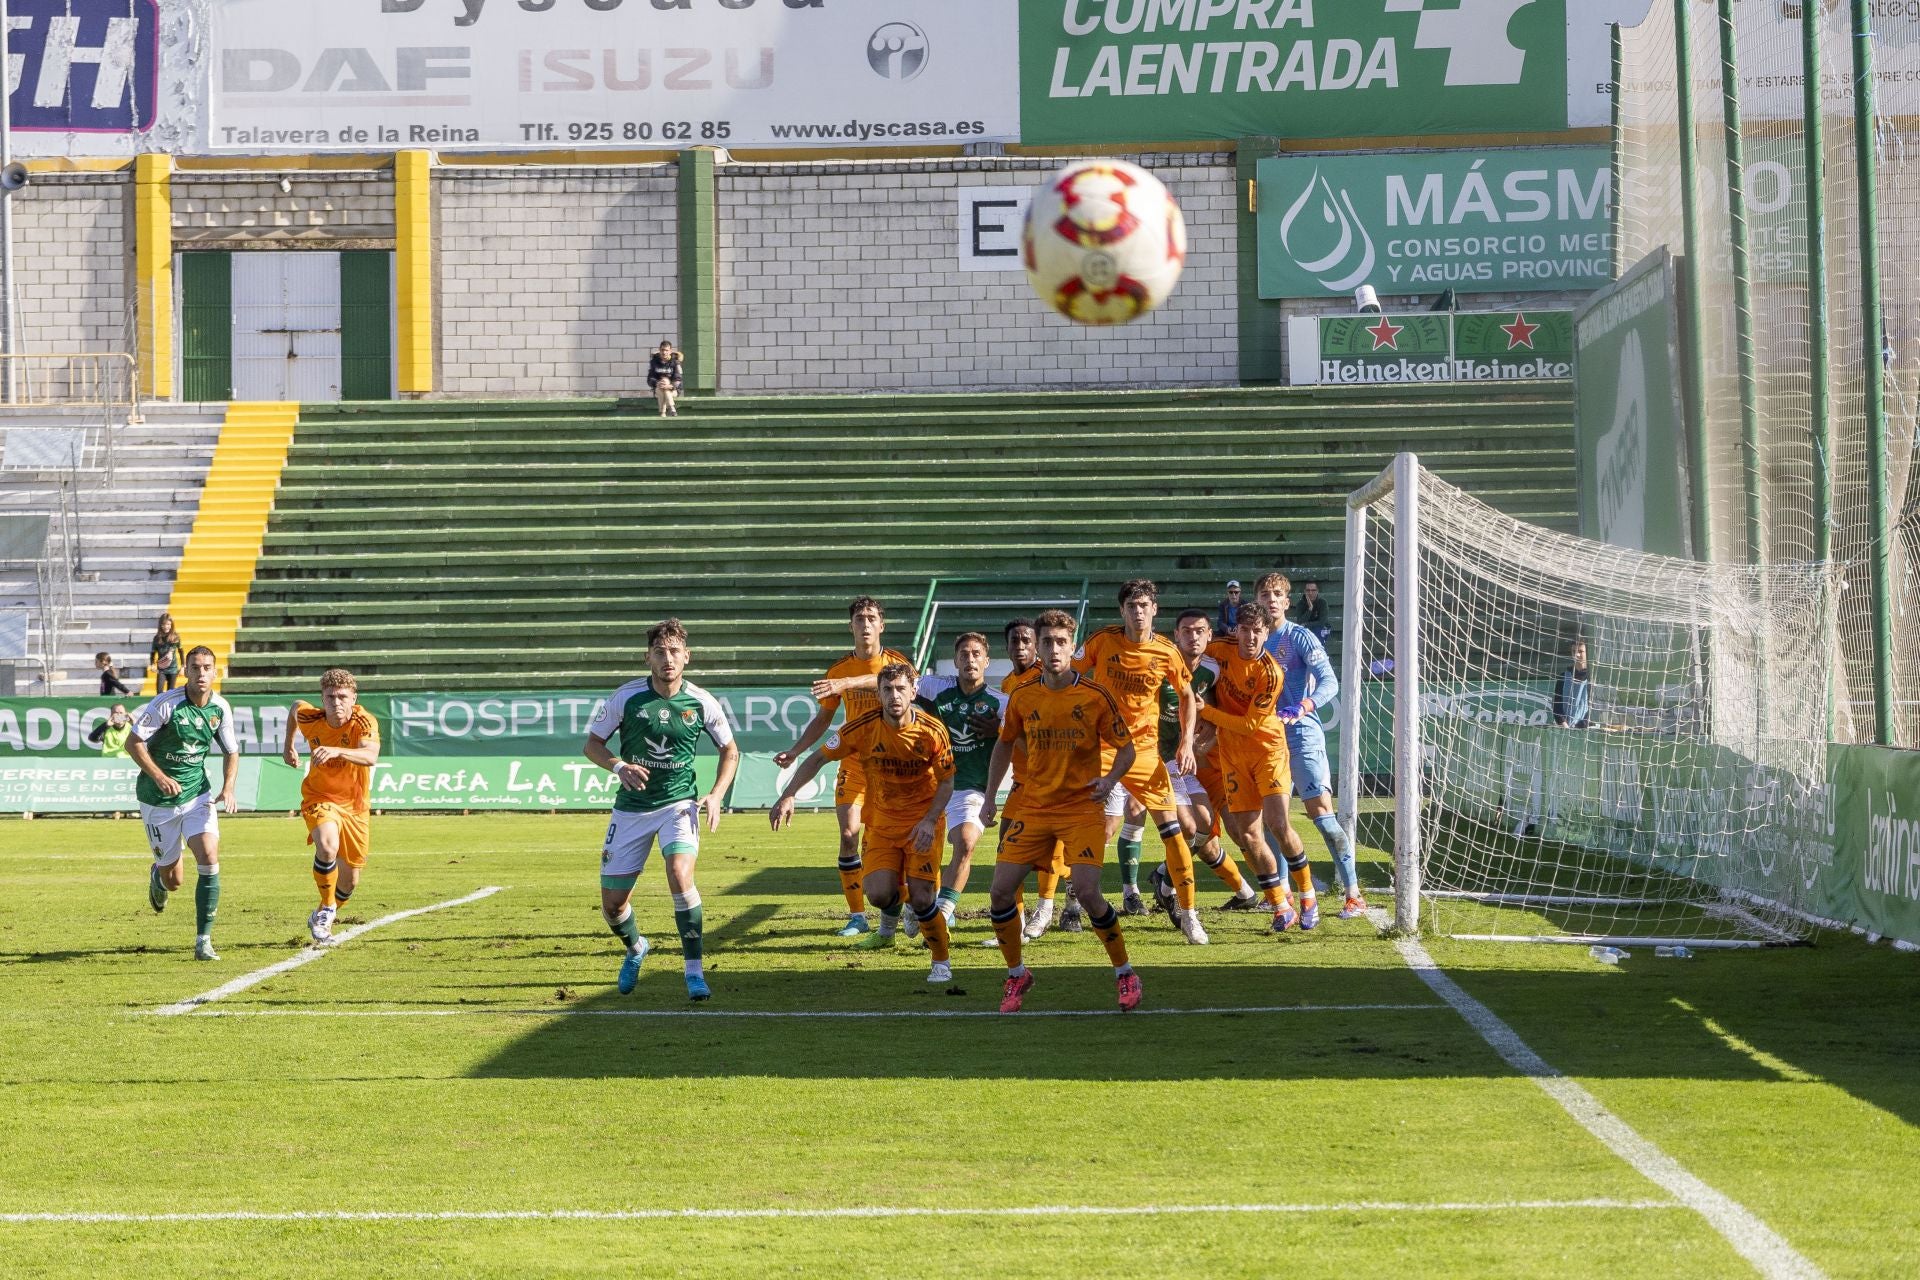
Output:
top-left (1354, 284), bottom-right (1381, 314)
top-left (278, 176), bottom-right (293, 194)
top-left (0, 163), bottom-right (29, 193)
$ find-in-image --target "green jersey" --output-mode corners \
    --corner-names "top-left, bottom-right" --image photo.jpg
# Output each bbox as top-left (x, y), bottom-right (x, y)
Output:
top-left (589, 676), bottom-right (735, 813)
top-left (131, 689), bottom-right (238, 808)
top-left (916, 674), bottom-right (1007, 794)
top-left (1158, 656), bottom-right (1218, 761)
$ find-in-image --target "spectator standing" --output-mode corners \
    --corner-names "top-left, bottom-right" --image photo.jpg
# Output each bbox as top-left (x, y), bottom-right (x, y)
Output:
top-left (88, 704), bottom-right (133, 757)
top-left (149, 613), bottom-right (185, 692)
top-left (96, 652), bottom-right (132, 696)
top-left (1553, 638), bottom-right (1593, 729)
top-left (1214, 580), bottom-right (1242, 635)
top-left (648, 340), bottom-right (684, 418)
top-left (1296, 580), bottom-right (1331, 642)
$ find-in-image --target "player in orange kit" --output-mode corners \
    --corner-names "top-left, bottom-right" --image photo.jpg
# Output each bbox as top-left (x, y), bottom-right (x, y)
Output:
top-left (777, 596), bottom-right (911, 937)
top-left (280, 668), bottom-right (381, 943)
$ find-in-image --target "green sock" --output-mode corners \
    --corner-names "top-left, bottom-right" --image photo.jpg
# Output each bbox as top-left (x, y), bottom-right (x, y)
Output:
top-left (1117, 838), bottom-right (1144, 888)
top-left (936, 886), bottom-right (961, 908)
top-left (879, 904), bottom-right (902, 936)
top-left (194, 869), bottom-right (220, 935)
top-left (609, 909), bottom-right (642, 953)
top-left (674, 903), bottom-right (704, 966)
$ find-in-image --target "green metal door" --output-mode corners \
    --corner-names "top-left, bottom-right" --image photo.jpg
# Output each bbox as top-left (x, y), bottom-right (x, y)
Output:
top-left (179, 252), bottom-right (232, 402)
top-left (339, 251), bottom-right (392, 401)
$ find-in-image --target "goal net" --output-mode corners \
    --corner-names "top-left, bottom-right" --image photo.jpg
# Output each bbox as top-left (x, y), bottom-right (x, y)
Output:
top-left (1339, 455), bottom-right (1836, 947)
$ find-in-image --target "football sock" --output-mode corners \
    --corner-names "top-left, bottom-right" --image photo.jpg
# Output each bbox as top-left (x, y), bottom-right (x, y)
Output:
top-left (877, 902), bottom-right (902, 937)
top-left (1285, 850), bottom-right (1316, 901)
top-left (836, 856), bottom-right (865, 914)
top-left (1034, 865), bottom-right (1060, 902)
top-left (311, 855), bottom-right (338, 908)
top-left (1199, 841), bottom-right (1248, 893)
top-left (1116, 821), bottom-right (1144, 888)
top-left (194, 863), bottom-right (220, 936)
top-left (990, 904), bottom-right (1024, 971)
top-left (1314, 813), bottom-right (1359, 895)
top-left (916, 901), bottom-right (951, 964)
top-left (1157, 821), bottom-right (1197, 910)
top-left (1088, 903), bottom-right (1129, 970)
top-left (334, 884), bottom-right (354, 907)
top-left (936, 885), bottom-right (961, 911)
top-left (605, 903), bottom-right (642, 954)
top-left (1258, 870), bottom-right (1287, 911)
top-left (672, 889), bottom-right (704, 975)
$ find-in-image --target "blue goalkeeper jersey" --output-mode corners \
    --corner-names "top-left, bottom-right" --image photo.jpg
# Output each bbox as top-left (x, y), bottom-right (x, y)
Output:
top-left (1263, 622), bottom-right (1339, 717)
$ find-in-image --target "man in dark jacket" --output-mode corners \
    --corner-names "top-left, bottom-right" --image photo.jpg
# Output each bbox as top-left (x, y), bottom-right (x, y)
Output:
top-left (648, 340), bottom-right (684, 418)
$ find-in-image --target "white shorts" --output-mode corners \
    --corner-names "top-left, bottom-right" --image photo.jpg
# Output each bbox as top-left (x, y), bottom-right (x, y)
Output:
top-left (141, 792), bottom-right (218, 866)
top-left (945, 789), bottom-right (988, 832)
top-left (1168, 764), bottom-right (1208, 805)
top-left (1104, 782), bottom-right (1130, 819)
top-left (601, 801), bottom-right (699, 881)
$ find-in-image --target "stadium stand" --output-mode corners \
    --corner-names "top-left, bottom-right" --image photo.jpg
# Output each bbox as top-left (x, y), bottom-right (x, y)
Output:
top-left (223, 383), bottom-right (1574, 693)
top-left (0, 407), bottom-right (225, 694)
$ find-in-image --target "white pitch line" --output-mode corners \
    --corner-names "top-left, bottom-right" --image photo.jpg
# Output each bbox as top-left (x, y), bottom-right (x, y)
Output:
top-left (0, 1198), bottom-right (1679, 1226)
top-left (1374, 912), bottom-right (1825, 1280)
top-left (182, 1002), bottom-right (1444, 1021)
top-left (147, 887), bottom-right (505, 1017)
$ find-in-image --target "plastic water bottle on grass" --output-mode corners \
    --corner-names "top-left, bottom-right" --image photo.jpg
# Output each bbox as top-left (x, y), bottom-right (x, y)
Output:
top-left (1654, 945), bottom-right (1694, 959)
top-left (1588, 945), bottom-right (1627, 965)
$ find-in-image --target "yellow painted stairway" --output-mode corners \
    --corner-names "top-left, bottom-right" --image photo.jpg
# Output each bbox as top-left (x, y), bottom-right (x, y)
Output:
top-left (156, 403), bottom-right (298, 691)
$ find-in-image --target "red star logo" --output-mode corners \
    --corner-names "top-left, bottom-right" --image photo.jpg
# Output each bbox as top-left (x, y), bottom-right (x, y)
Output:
top-left (1365, 317), bottom-right (1403, 351)
top-left (1501, 313), bottom-right (1540, 350)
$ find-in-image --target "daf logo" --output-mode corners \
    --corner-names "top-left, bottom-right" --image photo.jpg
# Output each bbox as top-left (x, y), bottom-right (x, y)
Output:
top-left (867, 22), bottom-right (927, 81)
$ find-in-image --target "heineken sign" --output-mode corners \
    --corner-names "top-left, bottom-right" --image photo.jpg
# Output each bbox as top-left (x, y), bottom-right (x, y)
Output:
top-left (1257, 148), bottom-right (1612, 300)
top-left (1019, 0), bottom-right (1574, 145)
top-left (1287, 310), bottom-right (1572, 386)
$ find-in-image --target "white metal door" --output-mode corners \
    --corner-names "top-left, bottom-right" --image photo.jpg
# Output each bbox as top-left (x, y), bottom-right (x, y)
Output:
top-left (231, 252), bottom-right (343, 401)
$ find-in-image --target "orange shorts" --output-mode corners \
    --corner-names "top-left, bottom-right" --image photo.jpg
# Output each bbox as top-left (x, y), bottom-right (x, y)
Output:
top-left (997, 809), bottom-right (1107, 870)
top-left (1196, 755), bottom-right (1227, 811)
top-left (835, 755), bottom-right (865, 808)
top-left (1115, 743), bottom-right (1176, 813)
top-left (863, 818), bottom-right (945, 883)
top-left (302, 801), bottom-right (370, 867)
top-left (1219, 738), bottom-right (1291, 812)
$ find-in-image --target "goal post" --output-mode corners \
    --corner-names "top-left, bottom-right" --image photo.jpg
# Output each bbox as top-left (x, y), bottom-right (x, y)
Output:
top-left (1341, 454), bottom-right (1835, 947)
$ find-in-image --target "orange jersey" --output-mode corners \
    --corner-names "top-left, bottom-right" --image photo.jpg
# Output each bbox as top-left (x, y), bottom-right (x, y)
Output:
top-left (999, 667), bottom-right (1039, 695)
top-left (1073, 625), bottom-right (1190, 744)
top-left (294, 701), bottom-right (379, 811)
top-left (1200, 640), bottom-right (1287, 751)
top-left (818, 648), bottom-right (913, 725)
top-left (821, 707), bottom-right (954, 830)
top-left (998, 673), bottom-right (1130, 816)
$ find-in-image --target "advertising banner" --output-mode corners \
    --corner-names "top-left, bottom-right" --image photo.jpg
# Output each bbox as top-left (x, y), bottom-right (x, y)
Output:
top-left (1573, 248), bottom-right (1692, 558)
top-left (1288, 309), bottom-right (1572, 386)
top-left (1021, 0), bottom-right (1572, 146)
top-left (203, 0), bottom-right (1018, 153)
top-left (2, 0), bottom-right (203, 157)
top-left (1256, 148), bottom-right (1610, 300)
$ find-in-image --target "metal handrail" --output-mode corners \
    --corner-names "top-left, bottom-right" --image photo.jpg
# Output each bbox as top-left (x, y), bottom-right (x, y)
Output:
top-left (910, 575), bottom-right (1092, 673)
top-left (0, 351), bottom-right (140, 478)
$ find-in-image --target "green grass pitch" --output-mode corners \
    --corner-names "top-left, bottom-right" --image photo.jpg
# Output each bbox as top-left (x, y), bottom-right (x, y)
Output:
top-left (2, 811), bottom-right (1918, 1278)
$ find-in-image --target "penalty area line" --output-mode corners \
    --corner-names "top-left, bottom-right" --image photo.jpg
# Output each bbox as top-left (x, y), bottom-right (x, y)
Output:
top-left (146, 887), bottom-right (505, 1017)
top-left (0, 1198), bottom-right (1680, 1226)
top-left (1373, 911), bottom-right (1826, 1280)
top-left (181, 1002), bottom-right (1446, 1021)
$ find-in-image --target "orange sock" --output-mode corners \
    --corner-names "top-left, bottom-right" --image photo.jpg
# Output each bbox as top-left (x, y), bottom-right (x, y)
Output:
top-left (991, 905), bottom-right (1024, 970)
top-left (1035, 866), bottom-right (1060, 901)
top-left (1089, 904), bottom-right (1130, 969)
top-left (1258, 871), bottom-right (1287, 910)
top-left (312, 855), bottom-right (338, 908)
top-left (920, 905), bottom-right (951, 964)
top-left (1286, 855), bottom-right (1315, 901)
top-left (1199, 840), bottom-right (1247, 893)
top-left (836, 857), bottom-right (865, 914)
top-left (1160, 826), bottom-right (1197, 910)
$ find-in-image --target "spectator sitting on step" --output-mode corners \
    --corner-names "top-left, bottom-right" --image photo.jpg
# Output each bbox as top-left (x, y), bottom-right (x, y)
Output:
top-left (1296, 579), bottom-right (1331, 642)
top-left (149, 613), bottom-right (185, 692)
top-left (96, 651), bottom-right (132, 697)
top-left (88, 704), bottom-right (132, 757)
top-left (1214, 579), bottom-right (1242, 634)
top-left (648, 340), bottom-right (684, 418)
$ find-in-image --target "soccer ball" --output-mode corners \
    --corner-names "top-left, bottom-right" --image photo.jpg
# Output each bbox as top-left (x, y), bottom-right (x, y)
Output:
top-left (1022, 161), bottom-right (1187, 326)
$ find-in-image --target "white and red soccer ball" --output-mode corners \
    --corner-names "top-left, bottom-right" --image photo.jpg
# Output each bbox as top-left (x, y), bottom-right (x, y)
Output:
top-left (1022, 161), bottom-right (1187, 326)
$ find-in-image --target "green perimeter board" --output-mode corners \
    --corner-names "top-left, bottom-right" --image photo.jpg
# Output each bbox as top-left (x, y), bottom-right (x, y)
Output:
top-left (1020, 0), bottom-right (1572, 145)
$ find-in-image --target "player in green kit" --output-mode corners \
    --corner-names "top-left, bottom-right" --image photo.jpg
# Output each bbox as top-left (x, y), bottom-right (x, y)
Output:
top-left (125, 646), bottom-right (239, 960)
top-left (1156, 609), bottom-right (1260, 912)
top-left (905, 632), bottom-right (1007, 939)
top-left (582, 619), bottom-right (741, 1002)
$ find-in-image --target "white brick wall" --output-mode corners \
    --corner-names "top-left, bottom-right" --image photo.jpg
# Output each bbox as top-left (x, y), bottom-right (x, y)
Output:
top-left (717, 154), bottom-right (1238, 393)
top-left (436, 167), bottom-right (678, 397)
top-left (15, 174), bottom-right (128, 353)
top-left (171, 175), bottom-right (394, 239)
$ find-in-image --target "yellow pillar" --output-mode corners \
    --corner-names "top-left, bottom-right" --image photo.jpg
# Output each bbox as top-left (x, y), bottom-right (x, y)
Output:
top-left (133, 153), bottom-right (174, 400)
top-left (394, 149), bottom-right (434, 393)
